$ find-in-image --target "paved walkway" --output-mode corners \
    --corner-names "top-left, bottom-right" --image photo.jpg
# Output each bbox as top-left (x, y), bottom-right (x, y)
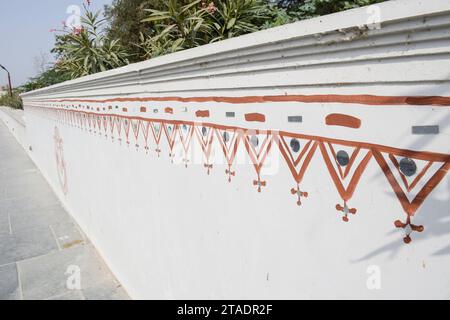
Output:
top-left (0, 120), bottom-right (129, 300)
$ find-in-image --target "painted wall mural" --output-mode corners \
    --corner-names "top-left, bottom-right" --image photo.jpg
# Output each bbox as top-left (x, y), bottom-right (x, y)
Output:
top-left (53, 126), bottom-right (68, 195)
top-left (27, 97), bottom-right (450, 244)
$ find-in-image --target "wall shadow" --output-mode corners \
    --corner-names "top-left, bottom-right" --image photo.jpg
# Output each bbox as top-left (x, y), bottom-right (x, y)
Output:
top-left (353, 83), bottom-right (450, 262)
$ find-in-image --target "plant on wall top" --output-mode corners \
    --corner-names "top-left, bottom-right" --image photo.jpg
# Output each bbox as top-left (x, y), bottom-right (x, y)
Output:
top-left (139, 0), bottom-right (212, 58)
top-left (52, 4), bottom-right (130, 79)
top-left (138, 0), bottom-right (290, 59)
top-left (22, 0), bottom-right (387, 88)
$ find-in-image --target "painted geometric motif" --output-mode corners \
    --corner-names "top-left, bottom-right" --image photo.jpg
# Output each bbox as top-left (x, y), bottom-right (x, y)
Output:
top-left (28, 104), bottom-right (450, 244)
top-left (320, 142), bottom-right (372, 222)
top-left (53, 126), bottom-right (68, 195)
top-left (178, 123), bottom-right (195, 167)
top-left (277, 134), bottom-right (318, 206)
top-left (150, 121), bottom-right (163, 156)
top-left (215, 128), bottom-right (241, 182)
top-left (162, 123), bottom-right (178, 162)
top-left (195, 125), bottom-right (216, 175)
top-left (373, 150), bottom-right (450, 243)
top-left (243, 130), bottom-right (273, 192)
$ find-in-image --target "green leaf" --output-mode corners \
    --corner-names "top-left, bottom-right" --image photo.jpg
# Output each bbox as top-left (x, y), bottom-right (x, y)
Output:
top-left (171, 38), bottom-right (184, 51)
top-left (181, 0), bottom-right (201, 14)
top-left (227, 17), bottom-right (236, 30)
top-left (141, 15), bottom-right (171, 22)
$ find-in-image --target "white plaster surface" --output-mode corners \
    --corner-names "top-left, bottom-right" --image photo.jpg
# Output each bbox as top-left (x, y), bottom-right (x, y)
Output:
top-left (11, 0), bottom-right (450, 299)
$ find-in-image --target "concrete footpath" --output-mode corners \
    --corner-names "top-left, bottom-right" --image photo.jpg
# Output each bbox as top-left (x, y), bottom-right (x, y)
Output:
top-left (0, 119), bottom-right (129, 300)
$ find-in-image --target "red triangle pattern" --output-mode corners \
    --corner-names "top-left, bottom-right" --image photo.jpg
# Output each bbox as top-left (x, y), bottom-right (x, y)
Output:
top-left (178, 124), bottom-right (194, 167)
top-left (373, 150), bottom-right (450, 243)
top-left (195, 126), bottom-right (215, 174)
top-left (243, 131), bottom-right (273, 192)
top-left (150, 122), bottom-right (163, 156)
top-left (215, 128), bottom-right (241, 182)
top-left (37, 107), bottom-right (450, 244)
top-left (319, 142), bottom-right (372, 221)
top-left (162, 123), bottom-right (178, 160)
top-left (277, 134), bottom-right (318, 205)
top-left (140, 120), bottom-right (151, 152)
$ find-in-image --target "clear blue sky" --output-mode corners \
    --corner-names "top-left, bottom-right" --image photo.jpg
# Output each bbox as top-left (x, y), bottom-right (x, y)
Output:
top-left (0, 0), bottom-right (112, 87)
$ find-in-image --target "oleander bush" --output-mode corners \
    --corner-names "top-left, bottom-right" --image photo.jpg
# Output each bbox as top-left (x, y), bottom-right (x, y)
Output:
top-left (21, 0), bottom-right (386, 91)
top-left (52, 5), bottom-right (130, 79)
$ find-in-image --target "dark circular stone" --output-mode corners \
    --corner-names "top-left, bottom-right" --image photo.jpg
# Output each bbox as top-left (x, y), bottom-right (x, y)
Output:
top-left (399, 158), bottom-right (417, 177)
top-left (223, 132), bottom-right (230, 142)
top-left (290, 139), bottom-right (300, 153)
top-left (336, 150), bottom-right (350, 166)
top-left (251, 136), bottom-right (259, 147)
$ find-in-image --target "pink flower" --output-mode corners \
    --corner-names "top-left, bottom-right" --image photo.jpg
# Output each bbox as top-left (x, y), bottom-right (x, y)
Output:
top-left (206, 2), bottom-right (217, 14)
top-left (73, 27), bottom-right (83, 35)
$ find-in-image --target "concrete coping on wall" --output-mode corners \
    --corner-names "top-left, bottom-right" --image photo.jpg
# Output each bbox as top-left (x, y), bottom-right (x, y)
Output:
top-left (20, 0), bottom-right (450, 99)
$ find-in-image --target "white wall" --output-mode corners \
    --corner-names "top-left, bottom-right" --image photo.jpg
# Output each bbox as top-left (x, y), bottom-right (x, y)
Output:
top-left (15, 0), bottom-right (450, 299)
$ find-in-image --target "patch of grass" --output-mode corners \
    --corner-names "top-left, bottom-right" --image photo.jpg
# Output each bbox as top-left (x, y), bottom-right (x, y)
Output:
top-left (0, 91), bottom-right (23, 109)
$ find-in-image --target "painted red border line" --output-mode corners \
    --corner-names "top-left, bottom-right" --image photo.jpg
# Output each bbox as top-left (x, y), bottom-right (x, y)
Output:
top-left (27, 105), bottom-right (450, 162)
top-left (326, 113), bottom-right (361, 128)
top-left (195, 110), bottom-right (210, 118)
top-left (245, 113), bottom-right (265, 122)
top-left (32, 94), bottom-right (450, 106)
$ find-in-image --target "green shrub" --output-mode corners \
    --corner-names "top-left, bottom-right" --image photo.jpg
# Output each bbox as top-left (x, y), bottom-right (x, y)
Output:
top-left (52, 4), bottom-right (130, 79)
top-left (0, 91), bottom-right (23, 109)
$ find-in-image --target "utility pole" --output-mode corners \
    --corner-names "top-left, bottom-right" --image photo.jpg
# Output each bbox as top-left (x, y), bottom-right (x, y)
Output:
top-left (0, 64), bottom-right (13, 97)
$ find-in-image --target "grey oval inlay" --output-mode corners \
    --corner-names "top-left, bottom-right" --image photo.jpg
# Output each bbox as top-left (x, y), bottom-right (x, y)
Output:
top-left (290, 139), bottom-right (300, 153)
top-left (399, 158), bottom-right (417, 177)
top-left (251, 136), bottom-right (259, 147)
top-left (223, 132), bottom-right (230, 142)
top-left (336, 150), bottom-right (350, 166)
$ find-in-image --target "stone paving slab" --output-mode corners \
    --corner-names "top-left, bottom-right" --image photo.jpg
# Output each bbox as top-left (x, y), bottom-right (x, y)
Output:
top-left (8, 203), bottom-right (72, 233)
top-left (17, 244), bottom-right (127, 300)
top-left (0, 263), bottom-right (21, 300)
top-left (0, 211), bottom-right (10, 236)
top-left (0, 225), bottom-right (59, 266)
top-left (0, 116), bottom-right (129, 300)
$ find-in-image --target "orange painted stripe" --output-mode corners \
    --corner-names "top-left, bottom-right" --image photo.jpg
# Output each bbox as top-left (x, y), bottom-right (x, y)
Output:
top-left (325, 113), bottom-right (361, 129)
top-left (195, 110), bottom-right (210, 118)
top-left (245, 113), bottom-right (266, 122)
top-left (37, 94), bottom-right (450, 107)
top-left (24, 105), bottom-right (450, 162)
